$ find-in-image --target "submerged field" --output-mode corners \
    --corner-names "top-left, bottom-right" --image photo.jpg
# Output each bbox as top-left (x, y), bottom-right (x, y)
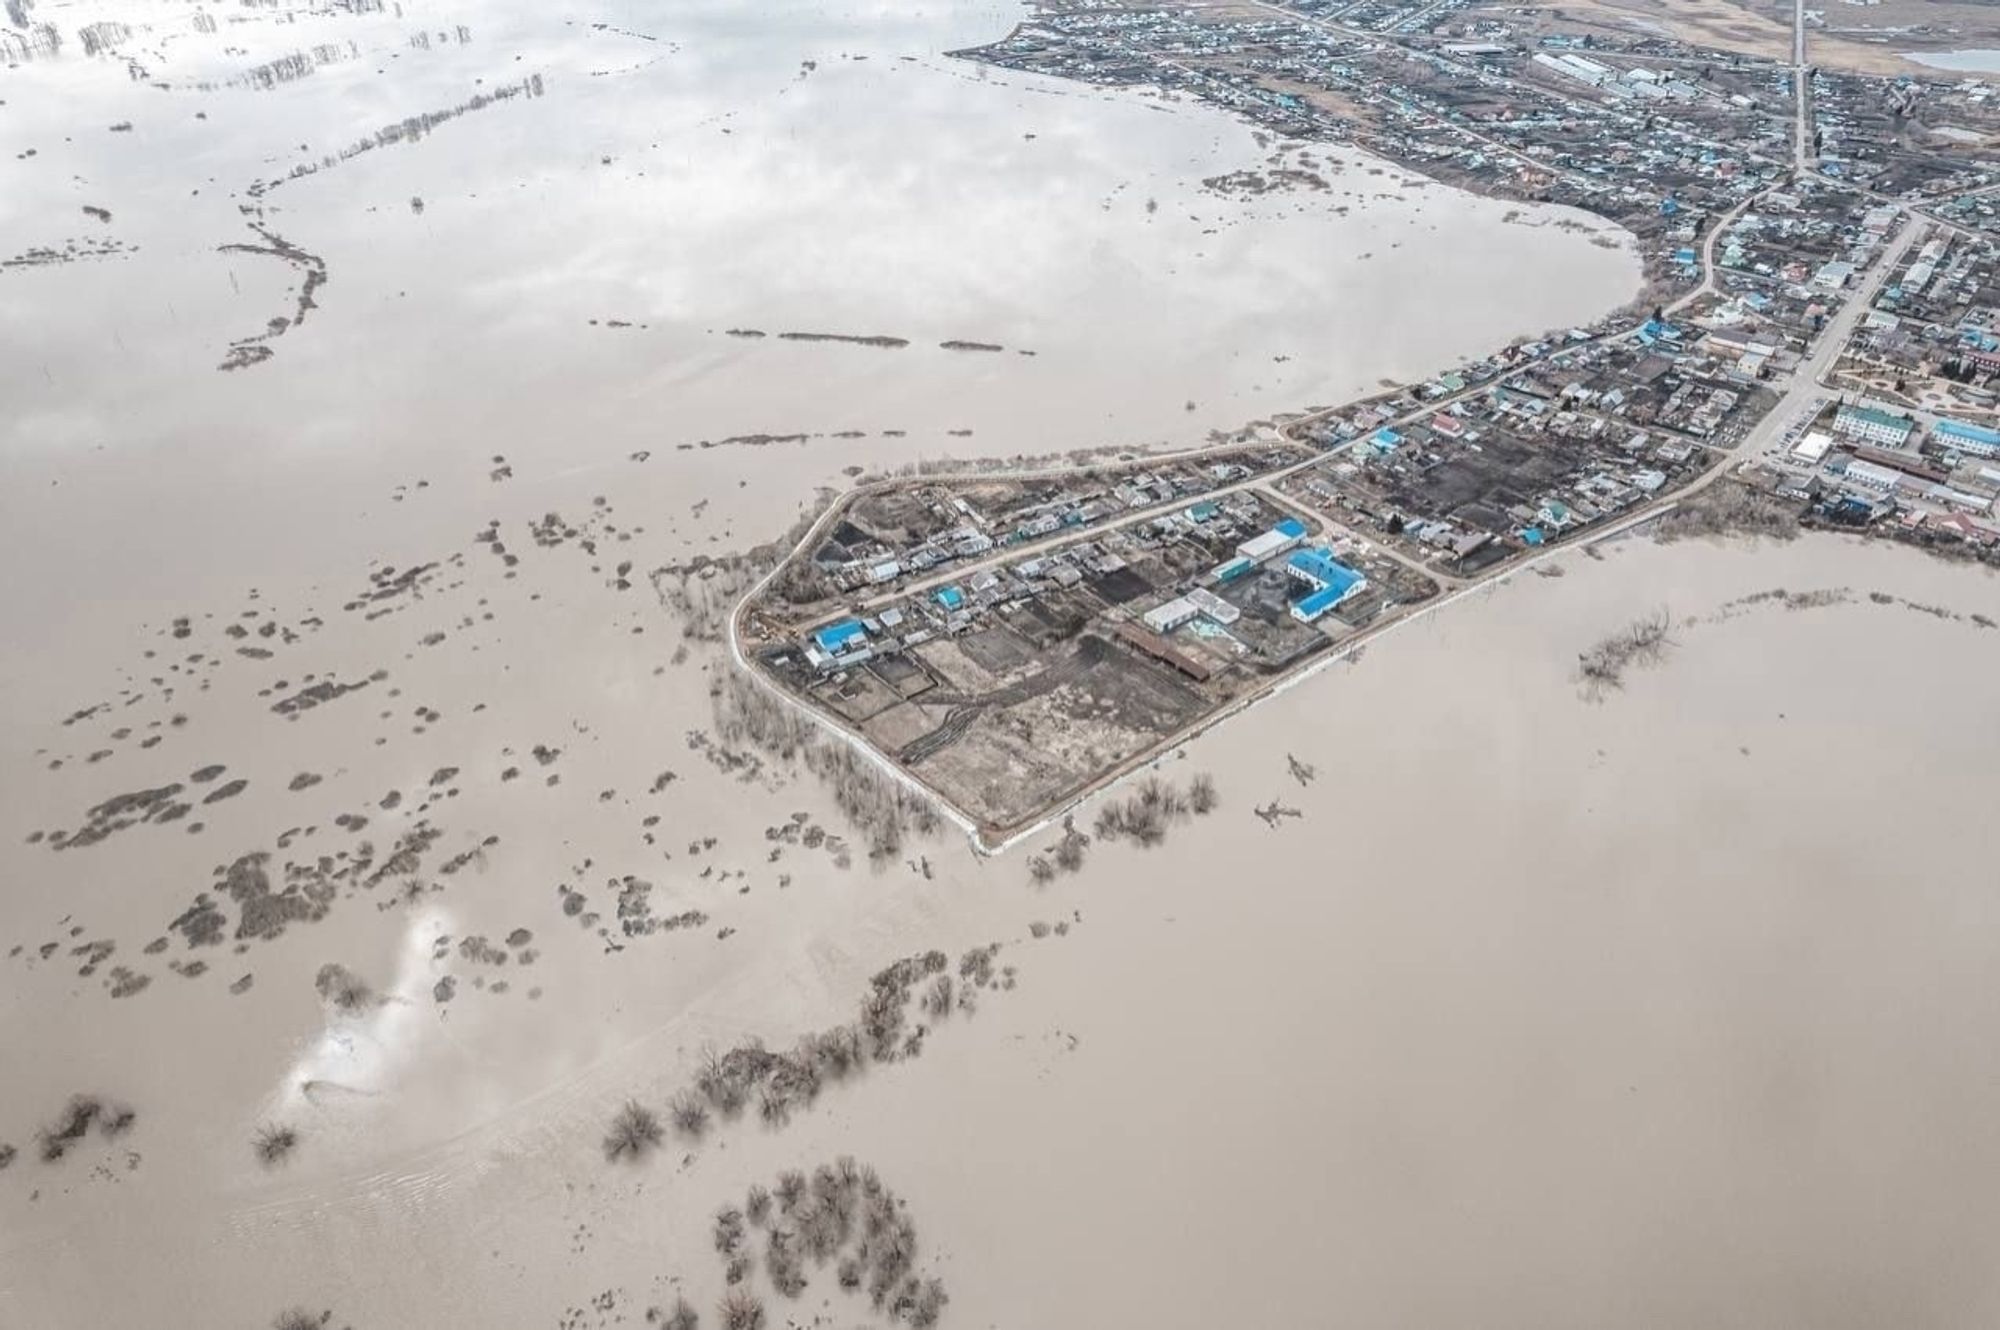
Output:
top-left (8, 525), bottom-right (2000, 1326)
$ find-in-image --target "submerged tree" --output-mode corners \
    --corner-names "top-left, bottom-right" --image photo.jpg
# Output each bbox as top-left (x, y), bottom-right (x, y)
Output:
top-left (603, 1099), bottom-right (664, 1162)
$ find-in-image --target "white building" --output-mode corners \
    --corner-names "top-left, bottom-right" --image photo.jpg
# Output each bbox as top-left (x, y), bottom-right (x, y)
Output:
top-left (1186, 588), bottom-right (1241, 626)
top-left (1841, 458), bottom-right (1904, 492)
top-left (1791, 430), bottom-right (1834, 464)
top-left (1832, 404), bottom-right (1915, 449)
top-left (1236, 528), bottom-right (1300, 563)
top-left (1141, 597), bottom-right (1201, 634)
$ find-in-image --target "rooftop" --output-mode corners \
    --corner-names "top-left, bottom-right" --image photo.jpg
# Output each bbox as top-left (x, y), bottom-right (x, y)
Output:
top-left (1838, 403), bottom-right (1914, 430)
top-left (1937, 418), bottom-right (2000, 445)
top-left (812, 618), bottom-right (867, 652)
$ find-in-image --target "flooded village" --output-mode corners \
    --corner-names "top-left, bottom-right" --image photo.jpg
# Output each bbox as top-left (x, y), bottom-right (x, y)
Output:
top-left (6, 0), bottom-right (2000, 1327)
top-left (743, 0), bottom-right (2000, 836)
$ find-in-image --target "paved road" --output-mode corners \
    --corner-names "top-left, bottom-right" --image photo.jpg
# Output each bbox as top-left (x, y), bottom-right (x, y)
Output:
top-left (1668, 185), bottom-right (1775, 315)
top-left (805, 182), bottom-right (1804, 623)
top-left (1794, 0), bottom-right (1813, 174)
top-left (1728, 214), bottom-right (1923, 471)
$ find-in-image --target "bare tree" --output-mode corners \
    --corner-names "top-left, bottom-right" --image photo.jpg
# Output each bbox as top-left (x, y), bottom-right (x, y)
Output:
top-left (922, 974), bottom-right (954, 1019)
top-left (253, 1122), bottom-right (300, 1166)
top-left (671, 1090), bottom-right (711, 1139)
top-left (604, 1099), bottom-right (664, 1162)
top-left (717, 1287), bottom-right (765, 1330)
top-left (908, 1276), bottom-right (950, 1328)
top-left (714, 1206), bottom-right (747, 1255)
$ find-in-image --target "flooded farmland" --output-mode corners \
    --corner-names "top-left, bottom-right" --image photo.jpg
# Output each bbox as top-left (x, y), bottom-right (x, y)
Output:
top-left (12, 0), bottom-right (2000, 1327)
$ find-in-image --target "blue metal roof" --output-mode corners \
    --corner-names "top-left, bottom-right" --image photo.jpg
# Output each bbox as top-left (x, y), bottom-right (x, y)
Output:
top-left (1937, 418), bottom-right (2000, 446)
top-left (813, 618), bottom-right (867, 652)
top-left (1274, 517), bottom-right (1308, 539)
top-left (1294, 585), bottom-right (1346, 621)
top-left (1287, 549), bottom-right (1365, 599)
top-left (934, 585), bottom-right (964, 610)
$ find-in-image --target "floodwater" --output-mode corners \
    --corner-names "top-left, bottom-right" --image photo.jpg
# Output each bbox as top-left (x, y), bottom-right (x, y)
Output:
top-left (14, 0), bottom-right (1994, 1327)
top-left (1904, 48), bottom-right (2000, 75)
top-left (1, 0), bottom-right (1636, 656)
top-left (8, 522), bottom-right (2000, 1327)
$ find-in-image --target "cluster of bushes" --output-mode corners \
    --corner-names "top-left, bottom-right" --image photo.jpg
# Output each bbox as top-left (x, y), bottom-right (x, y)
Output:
top-left (1091, 772), bottom-right (1217, 849)
top-left (691, 1028), bottom-right (863, 1130)
top-left (712, 671), bottom-right (941, 863)
top-left (652, 501), bottom-right (835, 641)
top-left (648, 1298), bottom-right (699, 1330)
top-left (272, 1311), bottom-right (344, 1330)
top-left (1026, 817), bottom-right (1091, 885)
top-left (313, 962), bottom-right (374, 1013)
top-left (35, 1093), bottom-right (135, 1163)
top-left (1653, 483), bottom-right (1802, 544)
top-left (1576, 610), bottom-right (1673, 694)
top-left (708, 1158), bottom-right (949, 1327)
top-left (614, 945), bottom-right (1007, 1162)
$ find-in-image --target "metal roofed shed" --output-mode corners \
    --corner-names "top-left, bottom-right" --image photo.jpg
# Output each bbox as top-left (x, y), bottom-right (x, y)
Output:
top-left (812, 618), bottom-right (868, 654)
top-left (1237, 523), bottom-right (1304, 563)
top-left (1209, 556), bottom-right (1255, 584)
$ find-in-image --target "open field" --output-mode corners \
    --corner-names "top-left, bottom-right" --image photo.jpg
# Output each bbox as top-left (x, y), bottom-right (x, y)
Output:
top-left (1514, 0), bottom-right (2000, 77)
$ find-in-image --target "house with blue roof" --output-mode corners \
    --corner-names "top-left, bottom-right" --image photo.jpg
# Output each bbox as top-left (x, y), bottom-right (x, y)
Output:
top-left (934, 585), bottom-right (965, 611)
top-left (1369, 427), bottom-right (1404, 454)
